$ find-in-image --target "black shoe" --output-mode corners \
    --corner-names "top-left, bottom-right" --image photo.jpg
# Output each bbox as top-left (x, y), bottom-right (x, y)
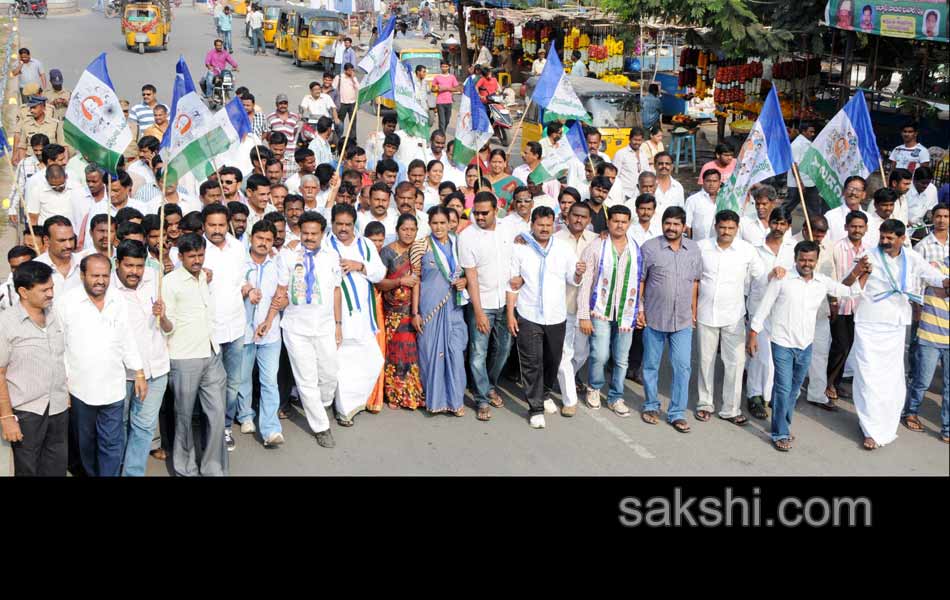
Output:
top-left (315, 430), bottom-right (335, 448)
top-left (625, 369), bottom-right (643, 385)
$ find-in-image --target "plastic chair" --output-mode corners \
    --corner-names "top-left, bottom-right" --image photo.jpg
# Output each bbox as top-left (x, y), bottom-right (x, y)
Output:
top-left (498, 71), bottom-right (511, 87)
top-left (671, 131), bottom-right (696, 174)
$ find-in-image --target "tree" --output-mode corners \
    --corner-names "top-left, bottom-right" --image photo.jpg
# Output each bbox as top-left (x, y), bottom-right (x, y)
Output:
top-left (601, 0), bottom-right (812, 58)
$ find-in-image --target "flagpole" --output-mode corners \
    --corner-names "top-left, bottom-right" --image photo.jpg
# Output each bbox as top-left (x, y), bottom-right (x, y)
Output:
top-left (505, 98), bottom-right (532, 157)
top-left (336, 112), bottom-right (358, 176)
top-left (106, 172), bottom-right (112, 254)
top-left (7, 155), bottom-right (24, 246)
top-left (212, 159), bottom-right (235, 237)
top-left (157, 168), bottom-right (168, 328)
top-left (791, 162), bottom-right (813, 240)
top-left (878, 158), bottom-right (887, 187)
top-left (375, 99), bottom-right (382, 135)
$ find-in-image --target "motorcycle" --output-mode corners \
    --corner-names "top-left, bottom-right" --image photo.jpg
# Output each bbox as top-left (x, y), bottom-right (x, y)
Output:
top-left (15, 0), bottom-right (47, 18)
top-left (209, 69), bottom-right (234, 110)
top-left (104, 0), bottom-right (122, 18)
top-left (485, 92), bottom-right (513, 145)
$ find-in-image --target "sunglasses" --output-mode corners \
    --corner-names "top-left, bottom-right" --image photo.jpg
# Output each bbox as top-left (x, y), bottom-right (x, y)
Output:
top-left (51, 184), bottom-right (66, 192)
top-left (471, 209), bottom-right (491, 217)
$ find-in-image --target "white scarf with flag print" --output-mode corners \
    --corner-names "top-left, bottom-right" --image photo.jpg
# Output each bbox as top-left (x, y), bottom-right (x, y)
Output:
top-left (328, 233), bottom-right (379, 334)
top-left (589, 238), bottom-right (641, 332)
top-left (429, 233), bottom-right (469, 306)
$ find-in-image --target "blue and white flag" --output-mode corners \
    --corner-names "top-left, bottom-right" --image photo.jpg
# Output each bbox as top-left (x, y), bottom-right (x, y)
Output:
top-left (454, 77), bottom-right (492, 167)
top-left (565, 119), bottom-right (589, 163)
top-left (532, 42), bottom-right (590, 124)
top-left (798, 92), bottom-right (879, 209)
top-left (716, 86), bottom-right (792, 213)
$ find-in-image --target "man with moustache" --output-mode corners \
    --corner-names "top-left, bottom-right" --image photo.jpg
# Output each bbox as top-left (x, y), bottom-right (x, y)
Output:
top-left (112, 240), bottom-right (172, 476)
top-left (57, 254), bottom-right (146, 476)
top-left (162, 233), bottom-right (229, 476)
top-left (35, 215), bottom-right (82, 304)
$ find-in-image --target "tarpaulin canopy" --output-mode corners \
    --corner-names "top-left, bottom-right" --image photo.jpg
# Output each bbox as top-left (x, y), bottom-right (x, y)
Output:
top-left (824, 0), bottom-right (948, 43)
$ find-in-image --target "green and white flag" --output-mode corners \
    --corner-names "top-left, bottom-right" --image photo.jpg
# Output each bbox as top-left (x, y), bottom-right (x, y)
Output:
top-left (392, 58), bottom-right (430, 139)
top-left (357, 16), bottom-right (396, 106)
top-left (453, 77), bottom-right (493, 168)
top-left (797, 92), bottom-right (879, 210)
top-left (528, 155), bottom-right (569, 184)
top-left (161, 57), bottom-right (232, 186)
top-left (532, 42), bottom-right (591, 124)
top-left (63, 53), bottom-right (132, 173)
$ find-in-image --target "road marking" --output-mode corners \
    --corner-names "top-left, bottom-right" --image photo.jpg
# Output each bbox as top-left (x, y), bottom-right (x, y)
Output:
top-left (585, 407), bottom-right (655, 459)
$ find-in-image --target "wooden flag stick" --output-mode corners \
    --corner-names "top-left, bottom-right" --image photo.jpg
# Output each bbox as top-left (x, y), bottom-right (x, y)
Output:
top-left (157, 168), bottom-right (168, 327)
top-left (106, 172), bottom-right (112, 254)
top-left (878, 158), bottom-right (887, 187)
top-left (335, 111), bottom-right (358, 176)
top-left (375, 100), bottom-right (382, 135)
top-left (505, 97), bottom-right (532, 158)
top-left (791, 162), bottom-right (813, 240)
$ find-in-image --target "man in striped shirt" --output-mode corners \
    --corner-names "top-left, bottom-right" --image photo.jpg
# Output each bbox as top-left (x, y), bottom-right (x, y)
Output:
top-left (903, 203), bottom-right (949, 443)
top-left (265, 94), bottom-right (300, 145)
top-left (129, 84), bottom-right (160, 141)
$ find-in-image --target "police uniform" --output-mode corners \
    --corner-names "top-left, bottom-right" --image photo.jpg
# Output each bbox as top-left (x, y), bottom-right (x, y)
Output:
top-left (16, 114), bottom-right (65, 151)
top-left (47, 88), bottom-right (72, 122)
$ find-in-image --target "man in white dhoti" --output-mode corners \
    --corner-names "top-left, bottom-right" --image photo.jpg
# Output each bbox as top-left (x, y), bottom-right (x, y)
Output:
top-left (745, 207), bottom-right (797, 419)
top-left (325, 203), bottom-right (386, 427)
top-left (852, 219), bottom-right (949, 449)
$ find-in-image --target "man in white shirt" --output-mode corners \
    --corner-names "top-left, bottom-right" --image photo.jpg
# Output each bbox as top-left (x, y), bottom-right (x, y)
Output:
top-left (864, 188), bottom-right (903, 248)
top-left (851, 219), bottom-right (949, 449)
top-left (128, 136), bottom-right (160, 195)
top-left (501, 186), bottom-right (533, 236)
top-left (651, 152), bottom-right (684, 229)
top-left (393, 181), bottom-right (431, 241)
top-left (75, 166), bottom-right (110, 250)
top-left (35, 215), bottom-right (82, 304)
top-left (782, 123), bottom-right (823, 217)
top-left (7, 132), bottom-right (47, 225)
top-left (905, 165), bottom-right (938, 230)
top-left (745, 207), bottom-right (797, 419)
top-left (356, 182), bottom-right (400, 241)
top-left (888, 122), bottom-right (930, 173)
top-left (245, 174), bottom-right (277, 231)
top-left (459, 191), bottom-right (517, 421)
top-left (748, 240), bottom-right (866, 451)
top-left (552, 201), bottom-right (597, 415)
top-left (299, 81), bottom-right (339, 122)
top-left (201, 203), bottom-right (252, 452)
top-left (685, 168), bottom-right (722, 241)
top-left (827, 210), bottom-right (870, 402)
top-left (365, 114), bottom-right (398, 171)
top-left (325, 203), bottom-right (386, 427)
top-left (506, 206), bottom-right (584, 429)
top-left (112, 240), bottom-right (173, 476)
top-left (696, 210), bottom-right (765, 425)
top-left (236, 220), bottom-right (289, 448)
top-left (740, 183), bottom-right (778, 246)
top-left (823, 175), bottom-right (867, 244)
top-left (627, 193), bottom-right (662, 248)
top-left (611, 127), bottom-right (647, 204)
top-left (531, 48), bottom-right (547, 76)
top-left (57, 253), bottom-right (146, 476)
top-left (26, 165), bottom-right (86, 233)
top-left (0, 246), bottom-right (37, 311)
top-left (279, 212), bottom-right (342, 448)
top-left (162, 233), bottom-right (229, 476)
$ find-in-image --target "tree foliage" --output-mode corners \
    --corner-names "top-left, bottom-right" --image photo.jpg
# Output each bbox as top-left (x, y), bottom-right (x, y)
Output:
top-left (602, 0), bottom-right (825, 58)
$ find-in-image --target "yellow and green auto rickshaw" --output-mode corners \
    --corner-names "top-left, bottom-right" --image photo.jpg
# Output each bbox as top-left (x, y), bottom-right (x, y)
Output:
top-left (522, 75), bottom-right (637, 159)
top-left (225, 0), bottom-right (247, 16)
top-left (288, 9), bottom-right (346, 69)
top-left (121, 0), bottom-right (171, 54)
top-left (260, 1), bottom-right (283, 46)
top-left (273, 5), bottom-right (298, 55)
top-left (380, 38), bottom-right (443, 109)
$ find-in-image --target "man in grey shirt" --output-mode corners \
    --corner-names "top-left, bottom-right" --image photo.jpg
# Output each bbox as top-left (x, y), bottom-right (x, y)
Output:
top-left (11, 48), bottom-right (45, 102)
top-left (0, 261), bottom-right (69, 476)
top-left (638, 205), bottom-right (702, 433)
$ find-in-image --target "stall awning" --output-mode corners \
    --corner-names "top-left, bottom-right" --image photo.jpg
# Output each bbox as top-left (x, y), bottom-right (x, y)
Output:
top-left (823, 1), bottom-right (947, 43)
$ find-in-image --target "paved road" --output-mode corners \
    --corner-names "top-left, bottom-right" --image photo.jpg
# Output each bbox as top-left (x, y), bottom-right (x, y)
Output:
top-left (13, 8), bottom-right (950, 476)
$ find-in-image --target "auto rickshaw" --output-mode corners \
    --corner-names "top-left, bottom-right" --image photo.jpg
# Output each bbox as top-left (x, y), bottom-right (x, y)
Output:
top-left (260, 1), bottom-right (283, 46)
top-left (521, 76), bottom-right (637, 159)
top-left (122, 0), bottom-right (171, 54)
top-left (288, 9), bottom-right (346, 69)
top-left (273, 5), bottom-right (298, 55)
top-left (224, 0), bottom-right (247, 16)
top-left (380, 38), bottom-right (443, 109)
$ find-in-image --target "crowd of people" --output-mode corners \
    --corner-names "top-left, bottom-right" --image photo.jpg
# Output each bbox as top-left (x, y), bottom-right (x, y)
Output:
top-left (2, 41), bottom-right (949, 477)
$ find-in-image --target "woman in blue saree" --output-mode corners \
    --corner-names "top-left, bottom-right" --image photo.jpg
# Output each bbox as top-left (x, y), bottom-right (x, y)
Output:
top-left (411, 206), bottom-right (469, 416)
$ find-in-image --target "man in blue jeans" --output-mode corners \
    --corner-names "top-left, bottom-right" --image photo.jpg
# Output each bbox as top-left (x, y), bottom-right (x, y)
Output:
top-left (217, 6), bottom-right (234, 53)
top-left (113, 240), bottom-right (172, 477)
top-left (201, 204), bottom-right (250, 452)
top-left (577, 205), bottom-right (642, 416)
top-left (459, 192), bottom-right (517, 421)
top-left (638, 206), bottom-right (702, 432)
top-left (748, 240), bottom-right (867, 452)
top-left (237, 220), bottom-right (289, 448)
top-left (903, 249), bottom-right (949, 444)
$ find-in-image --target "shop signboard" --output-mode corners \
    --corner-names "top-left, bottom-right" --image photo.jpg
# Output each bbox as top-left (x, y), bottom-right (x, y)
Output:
top-left (824, 0), bottom-right (948, 42)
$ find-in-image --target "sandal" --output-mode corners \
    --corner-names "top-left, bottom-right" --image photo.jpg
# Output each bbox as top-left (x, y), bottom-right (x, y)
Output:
top-left (773, 438), bottom-right (792, 452)
top-left (695, 410), bottom-right (712, 422)
top-left (477, 406), bottom-right (492, 421)
top-left (902, 415), bottom-right (925, 432)
top-left (941, 435), bottom-right (949, 444)
top-left (336, 416), bottom-right (354, 428)
top-left (149, 448), bottom-right (168, 460)
top-left (641, 410), bottom-right (660, 425)
top-left (824, 387), bottom-right (839, 401)
top-left (671, 419), bottom-right (691, 433)
top-left (487, 390), bottom-right (504, 408)
top-left (453, 407), bottom-right (465, 417)
top-left (863, 437), bottom-right (879, 450)
top-left (748, 397), bottom-right (768, 420)
top-left (720, 414), bottom-right (749, 426)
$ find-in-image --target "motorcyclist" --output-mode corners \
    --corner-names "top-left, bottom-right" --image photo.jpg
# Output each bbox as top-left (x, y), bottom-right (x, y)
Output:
top-left (476, 66), bottom-right (499, 105)
top-left (203, 38), bottom-right (238, 99)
